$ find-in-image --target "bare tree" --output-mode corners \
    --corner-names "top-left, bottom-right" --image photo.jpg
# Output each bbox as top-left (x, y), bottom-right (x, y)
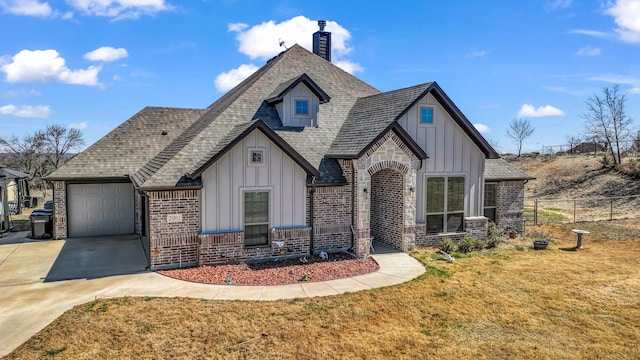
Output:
top-left (41, 125), bottom-right (85, 169)
top-left (582, 84), bottom-right (634, 166)
top-left (506, 118), bottom-right (535, 156)
top-left (565, 134), bottom-right (582, 154)
top-left (0, 133), bottom-right (47, 180)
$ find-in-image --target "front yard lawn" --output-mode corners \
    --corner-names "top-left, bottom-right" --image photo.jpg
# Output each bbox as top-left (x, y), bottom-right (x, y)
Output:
top-left (7, 221), bottom-right (640, 359)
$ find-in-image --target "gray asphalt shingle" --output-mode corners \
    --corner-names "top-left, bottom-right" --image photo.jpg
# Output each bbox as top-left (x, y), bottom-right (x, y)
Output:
top-left (485, 158), bottom-right (535, 181)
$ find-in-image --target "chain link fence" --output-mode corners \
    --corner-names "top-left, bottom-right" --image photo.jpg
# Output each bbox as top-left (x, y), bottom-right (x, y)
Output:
top-left (524, 195), bottom-right (640, 225)
top-left (540, 140), bottom-right (640, 158)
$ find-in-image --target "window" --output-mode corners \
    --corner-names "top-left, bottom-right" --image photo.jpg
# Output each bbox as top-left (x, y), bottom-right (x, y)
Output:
top-left (484, 183), bottom-right (498, 223)
top-left (425, 176), bottom-right (465, 233)
top-left (249, 149), bottom-right (264, 165)
top-left (420, 106), bottom-right (434, 124)
top-left (295, 100), bottom-right (309, 115)
top-left (244, 191), bottom-right (269, 246)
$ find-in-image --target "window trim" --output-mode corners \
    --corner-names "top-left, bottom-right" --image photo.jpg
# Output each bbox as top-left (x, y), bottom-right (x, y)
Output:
top-left (248, 148), bottom-right (265, 167)
top-left (419, 106), bottom-right (435, 126)
top-left (424, 175), bottom-right (466, 234)
top-left (242, 189), bottom-right (271, 247)
top-left (294, 98), bottom-right (310, 116)
top-left (484, 182), bottom-right (498, 223)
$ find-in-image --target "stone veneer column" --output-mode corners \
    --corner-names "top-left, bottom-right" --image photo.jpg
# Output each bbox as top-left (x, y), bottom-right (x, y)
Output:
top-left (465, 216), bottom-right (488, 241)
top-left (52, 180), bottom-right (67, 239)
top-left (352, 131), bottom-right (421, 257)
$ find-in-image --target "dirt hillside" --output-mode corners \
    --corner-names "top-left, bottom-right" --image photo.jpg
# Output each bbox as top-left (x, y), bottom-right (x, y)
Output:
top-left (506, 155), bottom-right (640, 199)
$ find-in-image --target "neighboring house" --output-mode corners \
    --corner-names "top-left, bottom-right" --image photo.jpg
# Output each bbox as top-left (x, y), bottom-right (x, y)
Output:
top-left (0, 166), bottom-right (29, 231)
top-left (484, 159), bottom-right (535, 233)
top-left (48, 21), bottom-right (531, 269)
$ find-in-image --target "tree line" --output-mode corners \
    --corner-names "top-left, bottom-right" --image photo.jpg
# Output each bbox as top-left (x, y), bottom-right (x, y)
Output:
top-left (0, 125), bottom-right (84, 196)
top-left (505, 84), bottom-right (635, 166)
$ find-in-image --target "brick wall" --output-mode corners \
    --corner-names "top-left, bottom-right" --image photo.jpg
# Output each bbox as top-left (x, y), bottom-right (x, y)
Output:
top-left (371, 168), bottom-right (404, 249)
top-left (496, 180), bottom-right (526, 234)
top-left (150, 233), bottom-right (199, 269)
top-left (414, 217), bottom-right (487, 248)
top-left (311, 185), bottom-right (352, 251)
top-left (198, 227), bottom-right (311, 266)
top-left (52, 180), bottom-right (67, 239)
top-left (148, 189), bottom-right (200, 269)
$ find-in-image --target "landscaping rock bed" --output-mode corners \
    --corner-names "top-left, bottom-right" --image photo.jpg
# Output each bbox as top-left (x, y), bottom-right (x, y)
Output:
top-left (158, 252), bottom-right (379, 286)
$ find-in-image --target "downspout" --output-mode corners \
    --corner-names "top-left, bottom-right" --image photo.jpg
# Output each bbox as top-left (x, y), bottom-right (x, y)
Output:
top-left (350, 160), bottom-right (355, 250)
top-left (309, 176), bottom-right (316, 255)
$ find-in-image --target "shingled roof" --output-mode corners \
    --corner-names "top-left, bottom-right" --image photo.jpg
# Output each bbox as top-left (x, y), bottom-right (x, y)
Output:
top-left (50, 44), bottom-right (499, 189)
top-left (485, 159), bottom-right (535, 181)
top-left (48, 107), bottom-right (205, 180)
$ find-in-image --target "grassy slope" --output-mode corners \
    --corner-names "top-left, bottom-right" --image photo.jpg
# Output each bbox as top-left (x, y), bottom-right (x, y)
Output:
top-left (7, 221), bottom-right (640, 359)
top-left (508, 155), bottom-right (640, 199)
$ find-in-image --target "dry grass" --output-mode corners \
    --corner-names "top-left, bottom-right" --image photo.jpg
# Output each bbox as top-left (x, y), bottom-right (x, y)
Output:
top-left (8, 221), bottom-right (640, 359)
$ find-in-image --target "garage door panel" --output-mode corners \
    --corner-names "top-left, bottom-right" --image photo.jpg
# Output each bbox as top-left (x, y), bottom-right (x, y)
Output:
top-left (68, 183), bottom-right (134, 237)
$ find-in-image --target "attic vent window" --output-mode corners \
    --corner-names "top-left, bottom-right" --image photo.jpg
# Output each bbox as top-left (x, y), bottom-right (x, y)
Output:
top-left (420, 106), bottom-right (434, 125)
top-left (295, 100), bottom-right (309, 115)
top-left (249, 148), bottom-right (264, 166)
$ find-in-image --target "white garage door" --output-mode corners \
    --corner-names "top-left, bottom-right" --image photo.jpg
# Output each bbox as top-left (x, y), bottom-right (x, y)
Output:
top-left (68, 183), bottom-right (135, 237)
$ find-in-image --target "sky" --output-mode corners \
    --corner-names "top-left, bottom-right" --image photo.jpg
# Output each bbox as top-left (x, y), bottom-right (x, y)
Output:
top-left (1, 0), bottom-right (640, 155)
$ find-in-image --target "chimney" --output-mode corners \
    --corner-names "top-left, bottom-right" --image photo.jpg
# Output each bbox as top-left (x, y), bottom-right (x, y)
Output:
top-left (313, 20), bottom-right (331, 62)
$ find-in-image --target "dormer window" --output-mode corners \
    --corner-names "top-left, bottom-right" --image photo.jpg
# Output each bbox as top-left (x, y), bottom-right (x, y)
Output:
top-left (295, 99), bottom-right (309, 115)
top-left (265, 73), bottom-right (331, 128)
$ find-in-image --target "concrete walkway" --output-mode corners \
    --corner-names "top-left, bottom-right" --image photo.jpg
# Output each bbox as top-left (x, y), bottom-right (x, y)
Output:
top-left (0, 232), bottom-right (424, 357)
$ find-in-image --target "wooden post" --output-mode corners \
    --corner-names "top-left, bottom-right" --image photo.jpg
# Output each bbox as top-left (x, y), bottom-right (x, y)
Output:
top-left (534, 199), bottom-right (538, 226)
top-left (573, 200), bottom-right (576, 223)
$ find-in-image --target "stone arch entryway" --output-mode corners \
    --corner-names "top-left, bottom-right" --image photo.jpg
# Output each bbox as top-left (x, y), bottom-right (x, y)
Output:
top-left (370, 167), bottom-right (405, 250)
top-left (351, 131), bottom-right (421, 258)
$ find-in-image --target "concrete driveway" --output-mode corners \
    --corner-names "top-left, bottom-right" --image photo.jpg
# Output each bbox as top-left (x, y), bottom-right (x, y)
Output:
top-left (0, 232), bottom-right (425, 357)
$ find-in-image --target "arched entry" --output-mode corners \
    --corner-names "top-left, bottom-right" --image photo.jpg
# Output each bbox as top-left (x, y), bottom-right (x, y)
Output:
top-left (370, 168), bottom-right (404, 250)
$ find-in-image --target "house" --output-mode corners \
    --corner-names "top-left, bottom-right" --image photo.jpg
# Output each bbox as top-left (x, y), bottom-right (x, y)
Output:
top-left (0, 165), bottom-right (29, 231)
top-left (48, 21), bottom-right (531, 270)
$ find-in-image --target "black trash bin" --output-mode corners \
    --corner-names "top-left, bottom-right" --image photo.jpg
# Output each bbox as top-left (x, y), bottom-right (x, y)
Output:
top-left (30, 209), bottom-right (53, 239)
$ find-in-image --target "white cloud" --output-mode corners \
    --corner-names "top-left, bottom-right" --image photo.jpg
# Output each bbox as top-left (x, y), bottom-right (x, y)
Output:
top-left (545, 0), bottom-right (572, 10)
top-left (0, 0), bottom-right (52, 16)
top-left (473, 123), bottom-right (491, 134)
top-left (0, 49), bottom-right (101, 86)
top-left (228, 22), bottom-right (248, 32)
top-left (214, 63), bottom-right (259, 92)
top-left (217, 16), bottom-right (362, 92)
top-left (68, 121), bottom-right (87, 129)
top-left (230, 16), bottom-right (356, 60)
top-left (568, 29), bottom-right (610, 38)
top-left (333, 60), bottom-right (363, 74)
top-left (517, 104), bottom-right (565, 118)
top-left (466, 50), bottom-right (488, 58)
top-left (0, 104), bottom-right (51, 118)
top-left (587, 73), bottom-right (638, 85)
top-left (605, 0), bottom-right (640, 43)
top-left (66, 0), bottom-right (171, 19)
top-left (575, 46), bottom-right (601, 56)
top-left (84, 46), bottom-right (128, 62)
top-left (628, 87), bottom-right (640, 94)
top-left (0, 89), bottom-right (41, 98)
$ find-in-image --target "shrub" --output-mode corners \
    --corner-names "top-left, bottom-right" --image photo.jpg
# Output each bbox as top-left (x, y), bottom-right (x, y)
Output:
top-left (458, 236), bottom-right (485, 254)
top-left (486, 221), bottom-right (503, 249)
top-left (438, 238), bottom-right (457, 253)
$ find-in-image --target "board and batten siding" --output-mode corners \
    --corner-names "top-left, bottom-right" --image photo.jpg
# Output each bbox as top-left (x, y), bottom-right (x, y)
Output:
top-left (274, 83), bottom-right (319, 127)
top-left (397, 93), bottom-right (486, 221)
top-left (201, 130), bottom-right (307, 232)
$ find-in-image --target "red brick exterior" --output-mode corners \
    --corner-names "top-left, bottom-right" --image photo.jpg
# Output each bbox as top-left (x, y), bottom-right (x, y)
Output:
top-left (371, 168), bottom-right (404, 249)
top-left (199, 227), bottom-right (310, 265)
top-left (148, 189), bottom-right (201, 269)
top-left (52, 180), bottom-right (67, 239)
top-left (311, 185), bottom-right (352, 251)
